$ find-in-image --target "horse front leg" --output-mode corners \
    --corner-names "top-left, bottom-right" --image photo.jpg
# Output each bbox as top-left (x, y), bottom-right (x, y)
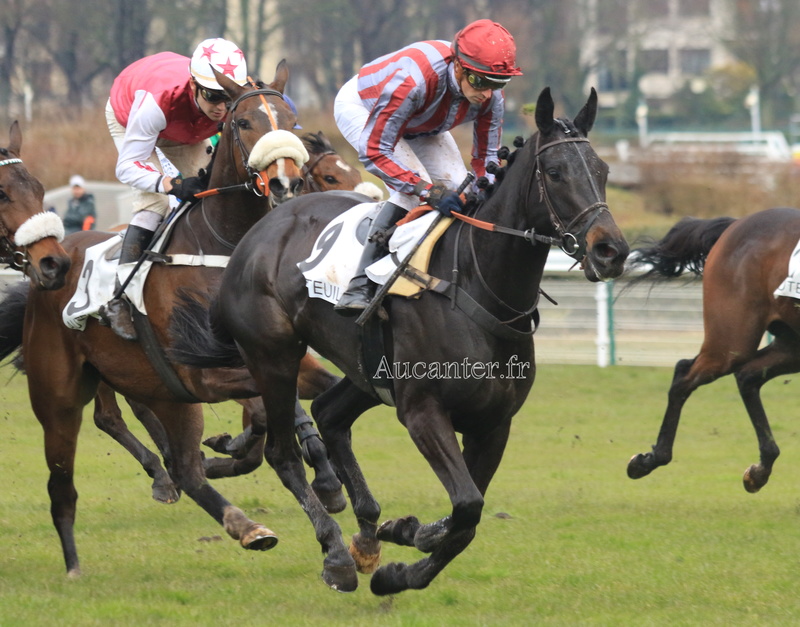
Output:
top-left (370, 396), bottom-right (485, 595)
top-left (40, 404), bottom-right (83, 577)
top-left (628, 357), bottom-right (708, 479)
top-left (147, 400), bottom-right (277, 552)
top-left (734, 339), bottom-right (800, 492)
top-left (312, 378), bottom-right (382, 574)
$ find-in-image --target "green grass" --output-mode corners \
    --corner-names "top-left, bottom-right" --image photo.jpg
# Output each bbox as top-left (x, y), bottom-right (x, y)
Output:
top-left (2, 363), bottom-right (800, 626)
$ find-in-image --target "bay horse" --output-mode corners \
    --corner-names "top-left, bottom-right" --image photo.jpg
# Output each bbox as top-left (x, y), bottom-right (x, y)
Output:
top-left (626, 207), bottom-right (800, 492)
top-left (171, 88), bottom-right (630, 593)
top-left (93, 131), bottom-right (385, 496)
top-left (0, 62), bottom-right (341, 577)
top-left (0, 121), bottom-right (71, 289)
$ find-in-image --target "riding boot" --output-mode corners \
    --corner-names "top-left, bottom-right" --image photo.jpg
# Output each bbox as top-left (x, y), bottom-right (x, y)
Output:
top-left (334, 201), bottom-right (406, 316)
top-left (102, 224), bottom-right (155, 340)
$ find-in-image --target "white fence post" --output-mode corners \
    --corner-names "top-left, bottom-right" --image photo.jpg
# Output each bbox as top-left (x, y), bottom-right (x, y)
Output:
top-left (595, 281), bottom-right (610, 367)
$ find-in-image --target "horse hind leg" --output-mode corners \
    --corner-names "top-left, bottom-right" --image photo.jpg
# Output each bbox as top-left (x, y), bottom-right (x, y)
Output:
top-left (92, 385), bottom-right (179, 504)
top-left (148, 401), bottom-right (277, 552)
top-left (735, 335), bottom-right (800, 493)
top-left (312, 378), bottom-right (382, 574)
top-left (199, 397), bottom-right (346, 512)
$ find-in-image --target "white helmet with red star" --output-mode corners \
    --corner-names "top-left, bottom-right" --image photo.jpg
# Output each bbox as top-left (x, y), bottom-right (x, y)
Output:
top-left (190, 38), bottom-right (248, 89)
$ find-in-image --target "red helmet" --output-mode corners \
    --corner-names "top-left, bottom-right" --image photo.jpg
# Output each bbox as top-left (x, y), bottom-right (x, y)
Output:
top-left (451, 20), bottom-right (523, 79)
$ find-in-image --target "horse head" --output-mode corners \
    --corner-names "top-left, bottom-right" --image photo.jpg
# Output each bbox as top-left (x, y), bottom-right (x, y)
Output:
top-left (0, 122), bottom-right (71, 289)
top-left (301, 131), bottom-right (362, 192)
top-left (210, 61), bottom-right (308, 215)
top-left (529, 87), bottom-right (629, 281)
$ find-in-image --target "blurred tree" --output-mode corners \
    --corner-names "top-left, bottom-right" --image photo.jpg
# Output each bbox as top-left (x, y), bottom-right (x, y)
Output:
top-left (112, 0), bottom-right (150, 75)
top-left (0, 1), bottom-right (22, 110)
top-left (149, 0), bottom-right (228, 56)
top-left (724, 0), bottom-right (800, 127)
top-left (26, 0), bottom-right (118, 109)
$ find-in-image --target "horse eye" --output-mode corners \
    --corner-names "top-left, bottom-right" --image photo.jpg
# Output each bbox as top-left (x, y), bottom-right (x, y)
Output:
top-left (547, 169), bottom-right (561, 181)
top-left (323, 175), bottom-right (337, 184)
top-left (237, 119), bottom-right (251, 130)
top-left (0, 190), bottom-right (8, 202)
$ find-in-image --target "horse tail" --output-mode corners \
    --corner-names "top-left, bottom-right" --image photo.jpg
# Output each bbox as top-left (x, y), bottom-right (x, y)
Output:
top-left (0, 281), bottom-right (29, 365)
top-left (629, 216), bottom-right (736, 281)
top-left (168, 288), bottom-right (245, 369)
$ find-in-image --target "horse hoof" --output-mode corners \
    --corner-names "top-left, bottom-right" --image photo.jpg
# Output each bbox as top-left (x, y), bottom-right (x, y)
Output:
top-left (743, 464), bottom-right (767, 494)
top-left (241, 526), bottom-right (278, 551)
top-left (321, 559), bottom-right (358, 592)
top-left (349, 533), bottom-right (381, 574)
top-left (151, 482), bottom-right (180, 504)
top-left (376, 516), bottom-right (420, 546)
top-left (203, 433), bottom-right (233, 454)
top-left (314, 487), bottom-right (347, 514)
top-left (370, 563), bottom-right (409, 596)
top-left (413, 518), bottom-right (451, 553)
top-left (627, 453), bottom-right (652, 479)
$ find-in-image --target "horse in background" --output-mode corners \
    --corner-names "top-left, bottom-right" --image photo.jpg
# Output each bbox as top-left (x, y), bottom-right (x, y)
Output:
top-left (0, 63), bottom-right (333, 577)
top-left (0, 121), bottom-right (71, 290)
top-left (170, 87), bottom-right (629, 593)
top-left (301, 130), bottom-right (384, 200)
top-left (626, 208), bottom-right (800, 493)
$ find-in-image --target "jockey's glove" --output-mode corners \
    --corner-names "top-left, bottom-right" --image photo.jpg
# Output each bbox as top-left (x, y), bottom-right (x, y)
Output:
top-left (168, 176), bottom-right (205, 200)
top-left (423, 183), bottom-right (464, 217)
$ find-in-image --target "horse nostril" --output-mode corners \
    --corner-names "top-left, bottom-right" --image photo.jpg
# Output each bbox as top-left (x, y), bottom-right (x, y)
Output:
top-left (268, 179), bottom-right (286, 196)
top-left (40, 256), bottom-right (61, 278)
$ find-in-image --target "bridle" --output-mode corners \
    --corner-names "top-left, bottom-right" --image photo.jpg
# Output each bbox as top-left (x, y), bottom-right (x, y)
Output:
top-left (451, 124), bottom-right (609, 261)
top-left (301, 149), bottom-right (336, 193)
top-left (443, 125), bottom-right (609, 331)
top-left (193, 87), bottom-right (288, 250)
top-left (530, 121), bottom-right (609, 260)
top-left (0, 157), bottom-right (29, 270)
top-left (197, 87), bottom-right (288, 201)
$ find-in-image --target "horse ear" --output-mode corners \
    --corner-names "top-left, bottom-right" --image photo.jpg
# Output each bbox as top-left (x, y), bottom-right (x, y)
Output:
top-left (574, 87), bottom-right (598, 137)
top-left (8, 120), bottom-right (22, 156)
top-left (535, 87), bottom-right (555, 136)
top-left (270, 59), bottom-right (289, 94)
top-left (213, 68), bottom-right (246, 101)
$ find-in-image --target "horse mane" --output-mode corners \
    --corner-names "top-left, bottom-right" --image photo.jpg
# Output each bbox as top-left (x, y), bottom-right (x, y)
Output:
top-left (301, 131), bottom-right (334, 156)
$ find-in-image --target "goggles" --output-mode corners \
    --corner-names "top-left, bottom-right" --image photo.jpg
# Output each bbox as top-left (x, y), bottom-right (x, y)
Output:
top-left (198, 86), bottom-right (231, 105)
top-left (465, 70), bottom-right (510, 92)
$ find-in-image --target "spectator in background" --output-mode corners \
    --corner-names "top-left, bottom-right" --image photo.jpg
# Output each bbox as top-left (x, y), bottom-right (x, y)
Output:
top-left (63, 174), bottom-right (97, 234)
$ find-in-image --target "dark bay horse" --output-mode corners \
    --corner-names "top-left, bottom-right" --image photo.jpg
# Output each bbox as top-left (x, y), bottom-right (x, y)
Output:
top-left (0, 122), bottom-right (71, 289)
top-left (171, 88), bottom-right (630, 594)
top-left (0, 63), bottom-right (339, 577)
top-left (626, 207), bottom-right (800, 492)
